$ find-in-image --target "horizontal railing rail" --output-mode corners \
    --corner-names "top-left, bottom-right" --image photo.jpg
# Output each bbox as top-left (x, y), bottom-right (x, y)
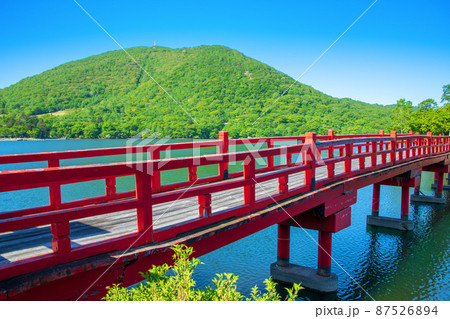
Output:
top-left (0, 130), bottom-right (449, 281)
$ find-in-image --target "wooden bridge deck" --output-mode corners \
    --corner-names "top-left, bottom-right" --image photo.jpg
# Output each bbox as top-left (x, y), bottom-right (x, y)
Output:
top-left (0, 158), bottom-right (368, 265)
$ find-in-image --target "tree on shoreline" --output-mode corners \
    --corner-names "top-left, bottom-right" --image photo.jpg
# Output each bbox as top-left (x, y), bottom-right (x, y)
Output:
top-left (390, 99), bottom-right (413, 134)
top-left (410, 84), bottom-right (450, 135)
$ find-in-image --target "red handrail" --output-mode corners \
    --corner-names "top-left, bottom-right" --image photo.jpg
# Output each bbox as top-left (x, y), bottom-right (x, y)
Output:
top-left (0, 131), bottom-right (449, 281)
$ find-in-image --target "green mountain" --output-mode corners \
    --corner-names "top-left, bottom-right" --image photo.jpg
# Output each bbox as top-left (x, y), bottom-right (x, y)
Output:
top-left (0, 45), bottom-right (392, 139)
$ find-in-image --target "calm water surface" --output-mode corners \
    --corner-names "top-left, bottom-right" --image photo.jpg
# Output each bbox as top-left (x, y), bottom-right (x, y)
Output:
top-left (0, 139), bottom-right (449, 301)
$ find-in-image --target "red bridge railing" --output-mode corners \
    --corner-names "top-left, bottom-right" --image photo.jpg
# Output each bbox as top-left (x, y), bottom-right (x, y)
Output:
top-left (0, 131), bottom-right (449, 281)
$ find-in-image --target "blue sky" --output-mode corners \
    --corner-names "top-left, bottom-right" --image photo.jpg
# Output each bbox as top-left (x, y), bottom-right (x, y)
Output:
top-left (0, 0), bottom-right (449, 105)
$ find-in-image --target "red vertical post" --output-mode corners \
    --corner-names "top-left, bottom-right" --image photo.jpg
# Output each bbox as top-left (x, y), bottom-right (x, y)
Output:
top-left (432, 134), bottom-right (436, 154)
top-left (286, 153), bottom-right (292, 166)
top-left (405, 138), bottom-right (411, 159)
top-left (358, 144), bottom-right (365, 170)
top-left (278, 175), bottom-right (288, 194)
top-left (218, 131), bottom-right (229, 179)
top-left (390, 131), bottom-right (397, 164)
top-left (427, 132), bottom-right (433, 156)
top-left (198, 194), bottom-right (212, 218)
top-left (371, 140), bottom-right (377, 167)
top-left (421, 137), bottom-right (425, 156)
top-left (433, 135), bottom-right (436, 154)
top-left (150, 149), bottom-right (161, 192)
top-left (401, 186), bottom-right (410, 220)
top-left (434, 134), bottom-right (438, 153)
top-left (415, 138), bottom-right (419, 156)
top-left (327, 130), bottom-right (335, 178)
top-left (304, 132), bottom-right (317, 190)
top-left (418, 137), bottom-right (423, 156)
top-left (317, 231), bottom-right (332, 277)
top-left (135, 171), bottom-right (153, 244)
top-left (344, 142), bottom-right (352, 174)
top-left (48, 159), bottom-right (62, 210)
top-left (381, 143), bottom-right (387, 164)
top-left (436, 172), bottom-right (444, 199)
top-left (51, 222), bottom-right (71, 254)
top-left (105, 177), bottom-right (116, 197)
top-left (277, 224), bottom-right (290, 267)
top-left (48, 159), bottom-right (71, 254)
top-left (372, 183), bottom-right (380, 217)
top-left (267, 139), bottom-right (274, 169)
top-left (414, 171), bottom-right (421, 196)
top-left (380, 130), bottom-right (387, 164)
top-left (243, 156), bottom-right (255, 209)
top-left (358, 156), bottom-right (365, 170)
top-left (423, 137), bottom-right (427, 156)
top-left (398, 138), bottom-right (404, 161)
top-left (188, 166), bottom-right (197, 183)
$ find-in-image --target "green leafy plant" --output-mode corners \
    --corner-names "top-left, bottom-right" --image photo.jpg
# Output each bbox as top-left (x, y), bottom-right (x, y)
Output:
top-left (104, 244), bottom-right (302, 301)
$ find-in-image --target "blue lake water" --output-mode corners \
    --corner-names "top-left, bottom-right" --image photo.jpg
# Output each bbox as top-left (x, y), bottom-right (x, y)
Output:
top-left (0, 139), bottom-right (449, 301)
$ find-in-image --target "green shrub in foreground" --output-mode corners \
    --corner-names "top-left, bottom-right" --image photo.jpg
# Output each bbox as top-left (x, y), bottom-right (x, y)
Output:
top-left (104, 244), bottom-right (302, 301)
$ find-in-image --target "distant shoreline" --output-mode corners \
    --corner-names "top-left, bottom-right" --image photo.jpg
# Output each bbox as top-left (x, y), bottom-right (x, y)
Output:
top-left (0, 137), bottom-right (196, 141)
top-left (0, 137), bottom-right (68, 141)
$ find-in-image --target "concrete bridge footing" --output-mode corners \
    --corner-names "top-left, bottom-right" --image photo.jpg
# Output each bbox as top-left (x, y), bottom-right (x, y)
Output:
top-left (429, 173), bottom-right (450, 190)
top-left (270, 207), bottom-right (349, 294)
top-left (410, 194), bottom-right (446, 204)
top-left (367, 183), bottom-right (415, 231)
top-left (366, 215), bottom-right (414, 231)
top-left (270, 263), bottom-right (338, 294)
top-left (411, 171), bottom-right (447, 204)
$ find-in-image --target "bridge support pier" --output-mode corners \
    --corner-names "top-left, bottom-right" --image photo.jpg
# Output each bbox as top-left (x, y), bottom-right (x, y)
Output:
top-left (411, 170), bottom-right (447, 204)
top-left (276, 224), bottom-right (290, 267)
top-left (271, 202), bottom-right (353, 294)
top-left (367, 177), bottom-right (414, 231)
top-left (270, 227), bottom-right (338, 294)
top-left (430, 173), bottom-right (450, 190)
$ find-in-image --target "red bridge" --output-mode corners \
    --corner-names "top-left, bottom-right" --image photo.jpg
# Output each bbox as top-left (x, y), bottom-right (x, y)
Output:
top-left (0, 131), bottom-right (449, 300)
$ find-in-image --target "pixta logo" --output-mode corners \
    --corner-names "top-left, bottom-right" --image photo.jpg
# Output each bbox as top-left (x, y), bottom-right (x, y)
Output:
top-left (126, 129), bottom-right (171, 175)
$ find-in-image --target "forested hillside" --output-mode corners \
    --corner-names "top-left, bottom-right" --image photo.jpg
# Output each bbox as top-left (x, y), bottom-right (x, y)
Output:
top-left (0, 45), bottom-right (393, 139)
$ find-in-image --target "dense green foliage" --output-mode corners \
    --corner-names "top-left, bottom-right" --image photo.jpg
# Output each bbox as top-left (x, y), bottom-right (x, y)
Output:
top-left (389, 99), bottom-right (414, 134)
top-left (104, 244), bottom-right (301, 301)
top-left (390, 85), bottom-right (450, 135)
top-left (0, 45), bottom-right (393, 139)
